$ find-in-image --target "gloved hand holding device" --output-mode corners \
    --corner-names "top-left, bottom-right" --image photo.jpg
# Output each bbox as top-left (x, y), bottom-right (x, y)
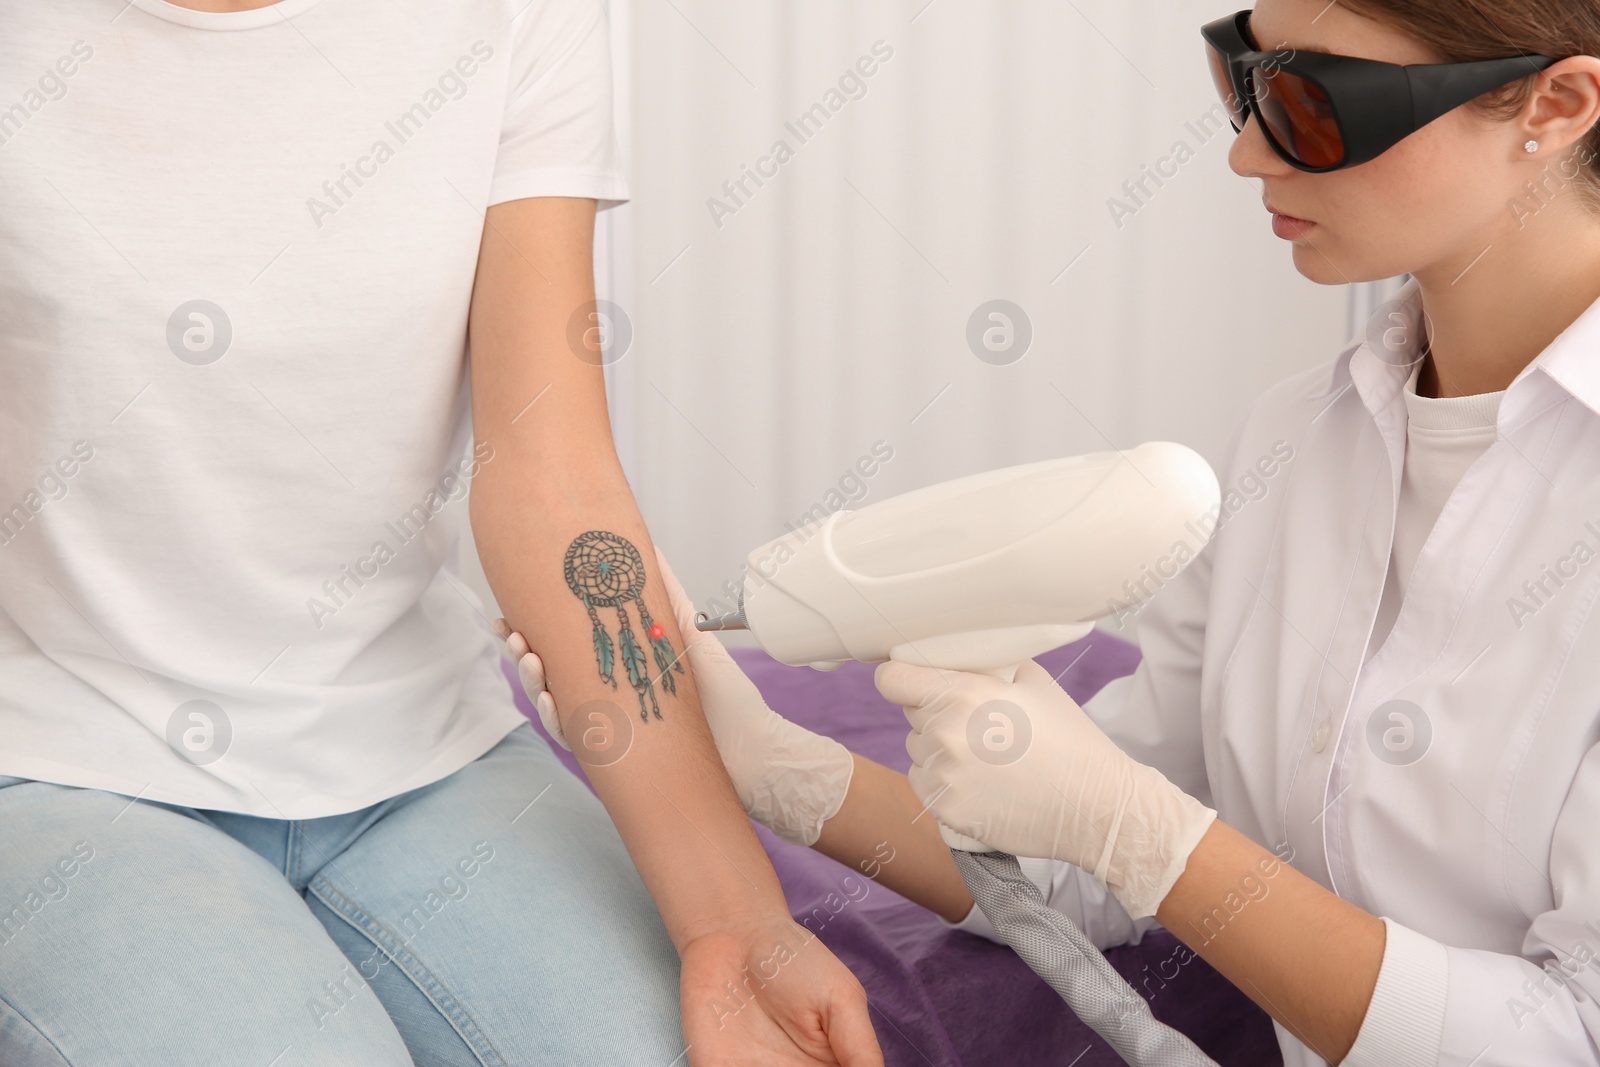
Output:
top-left (678, 443), bottom-right (1225, 1067)
top-left (493, 545), bottom-right (855, 848)
top-left (874, 656), bottom-right (1216, 920)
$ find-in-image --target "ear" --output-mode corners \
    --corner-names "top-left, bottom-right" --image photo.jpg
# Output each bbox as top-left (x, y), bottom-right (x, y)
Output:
top-left (1521, 56), bottom-right (1600, 159)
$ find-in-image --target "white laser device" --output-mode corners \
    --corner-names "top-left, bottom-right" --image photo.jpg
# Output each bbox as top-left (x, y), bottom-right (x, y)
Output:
top-left (699, 442), bottom-right (1218, 676)
top-left (697, 440), bottom-right (1221, 848)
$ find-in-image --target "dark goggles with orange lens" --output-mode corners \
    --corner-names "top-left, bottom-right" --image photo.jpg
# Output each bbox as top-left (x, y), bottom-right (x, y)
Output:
top-left (1201, 10), bottom-right (1557, 171)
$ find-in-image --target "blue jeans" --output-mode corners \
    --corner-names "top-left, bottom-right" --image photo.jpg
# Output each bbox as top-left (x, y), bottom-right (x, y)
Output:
top-left (0, 724), bottom-right (684, 1065)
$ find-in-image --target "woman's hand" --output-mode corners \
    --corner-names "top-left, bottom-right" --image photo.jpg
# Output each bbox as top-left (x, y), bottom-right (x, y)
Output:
top-left (873, 657), bottom-right (1216, 919)
top-left (680, 920), bottom-right (883, 1067)
top-left (494, 547), bottom-right (855, 847)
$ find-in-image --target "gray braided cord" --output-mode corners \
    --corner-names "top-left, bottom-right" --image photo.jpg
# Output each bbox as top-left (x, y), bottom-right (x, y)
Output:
top-left (949, 849), bottom-right (1220, 1067)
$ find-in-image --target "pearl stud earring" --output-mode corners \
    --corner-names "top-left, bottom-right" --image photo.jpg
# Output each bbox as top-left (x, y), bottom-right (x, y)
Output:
top-left (1526, 139), bottom-right (1541, 153)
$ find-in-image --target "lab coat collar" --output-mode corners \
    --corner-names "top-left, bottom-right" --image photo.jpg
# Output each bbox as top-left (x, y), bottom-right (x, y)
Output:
top-left (1329, 276), bottom-right (1600, 432)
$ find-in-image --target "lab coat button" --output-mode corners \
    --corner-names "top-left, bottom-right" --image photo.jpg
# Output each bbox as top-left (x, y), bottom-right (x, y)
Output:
top-left (1312, 721), bottom-right (1331, 752)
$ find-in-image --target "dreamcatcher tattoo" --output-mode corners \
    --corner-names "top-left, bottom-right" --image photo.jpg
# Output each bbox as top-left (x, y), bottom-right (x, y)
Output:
top-left (563, 530), bottom-right (685, 722)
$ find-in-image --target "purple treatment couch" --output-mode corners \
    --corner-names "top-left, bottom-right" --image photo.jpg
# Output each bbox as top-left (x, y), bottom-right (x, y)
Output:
top-left (503, 633), bottom-right (1283, 1067)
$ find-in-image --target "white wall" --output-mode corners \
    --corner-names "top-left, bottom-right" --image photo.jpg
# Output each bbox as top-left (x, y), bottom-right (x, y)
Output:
top-left (466, 1), bottom-right (1357, 645)
top-left (622, 0), bottom-right (1347, 643)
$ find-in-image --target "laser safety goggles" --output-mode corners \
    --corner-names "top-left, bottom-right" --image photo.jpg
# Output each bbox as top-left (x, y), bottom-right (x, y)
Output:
top-left (1201, 9), bottom-right (1559, 172)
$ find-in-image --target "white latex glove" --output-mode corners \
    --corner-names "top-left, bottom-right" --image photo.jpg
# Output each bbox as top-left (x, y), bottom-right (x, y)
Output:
top-left (492, 547), bottom-right (854, 847)
top-left (874, 657), bottom-right (1217, 920)
top-left (491, 619), bottom-right (557, 732)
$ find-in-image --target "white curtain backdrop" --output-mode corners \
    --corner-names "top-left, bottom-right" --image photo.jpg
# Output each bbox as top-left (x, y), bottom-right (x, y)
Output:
top-left (1347, 275), bottom-right (1414, 343)
top-left (622, 0), bottom-right (1352, 641)
top-left (468, 2), bottom-right (1379, 644)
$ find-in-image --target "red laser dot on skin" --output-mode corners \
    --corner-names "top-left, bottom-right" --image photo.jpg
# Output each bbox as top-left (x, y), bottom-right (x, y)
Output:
top-left (648, 623), bottom-right (664, 641)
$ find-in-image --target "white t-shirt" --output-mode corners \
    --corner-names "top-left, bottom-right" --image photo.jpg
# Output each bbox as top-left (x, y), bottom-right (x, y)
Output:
top-left (1367, 358), bottom-right (1505, 658)
top-left (0, 0), bottom-right (628, 817)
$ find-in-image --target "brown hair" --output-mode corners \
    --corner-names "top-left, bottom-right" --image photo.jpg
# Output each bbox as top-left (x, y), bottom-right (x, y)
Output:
top-left (1341, 0), bottom-right (1600, 204)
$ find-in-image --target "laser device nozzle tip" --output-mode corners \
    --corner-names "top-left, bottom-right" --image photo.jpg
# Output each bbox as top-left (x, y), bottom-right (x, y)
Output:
top-left (695, 608), bottom-right (748, 632)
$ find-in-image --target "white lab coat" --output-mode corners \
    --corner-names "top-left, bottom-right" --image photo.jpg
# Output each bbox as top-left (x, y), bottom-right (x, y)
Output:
top-left (954, 278), bottom-right (1600, 1066)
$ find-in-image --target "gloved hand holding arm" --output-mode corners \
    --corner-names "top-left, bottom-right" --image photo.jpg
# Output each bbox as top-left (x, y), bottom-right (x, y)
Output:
top-left (497, 545), bottom-right (855, 847)
top-left (497, 547), bottom-right (975, 924)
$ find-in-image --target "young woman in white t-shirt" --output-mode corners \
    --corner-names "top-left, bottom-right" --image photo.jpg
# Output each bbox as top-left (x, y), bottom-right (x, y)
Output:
top-left (0, 1), bottom-right (882, 1065)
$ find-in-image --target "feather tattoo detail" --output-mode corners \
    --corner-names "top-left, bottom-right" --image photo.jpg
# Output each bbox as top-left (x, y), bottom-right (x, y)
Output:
top-left (563, 531), bottom-right (685, 721)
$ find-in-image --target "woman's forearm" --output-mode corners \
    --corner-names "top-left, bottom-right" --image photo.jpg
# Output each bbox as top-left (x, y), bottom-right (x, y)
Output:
top-left (812, 753), bottom-right (974, 923)
top-left (1155, 819), bottom-right (1386, 1062)
top-left (467, 196), bottom-right (790, 950)
top-left (472, 470), bottom-right (790, 947)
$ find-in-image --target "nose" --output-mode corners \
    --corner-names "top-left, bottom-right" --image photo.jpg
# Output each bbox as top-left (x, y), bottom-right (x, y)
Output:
top-left (1229, 112), bottom-right (1296, 180)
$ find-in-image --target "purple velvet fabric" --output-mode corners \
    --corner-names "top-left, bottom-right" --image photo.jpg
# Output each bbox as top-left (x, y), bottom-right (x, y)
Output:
top-left (501, 634), bottom-right (1282, 1067)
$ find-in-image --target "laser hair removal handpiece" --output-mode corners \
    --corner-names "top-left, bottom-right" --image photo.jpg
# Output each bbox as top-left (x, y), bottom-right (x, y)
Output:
top-left (698, 442), bottom-right (1223, 1067)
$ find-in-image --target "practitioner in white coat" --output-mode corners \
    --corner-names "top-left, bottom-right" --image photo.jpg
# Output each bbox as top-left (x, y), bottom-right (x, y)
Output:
top-left (507, 0), bottom-right (1600, 1063)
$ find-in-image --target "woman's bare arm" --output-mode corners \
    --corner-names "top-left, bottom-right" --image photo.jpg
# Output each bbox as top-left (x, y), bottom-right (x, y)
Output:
top-left (813, 753), bottom-right (974, 923)
top-left (467, 195), bottom-right (881, 1065)
top-left (1156, 820), bottom-right (1386, 1063)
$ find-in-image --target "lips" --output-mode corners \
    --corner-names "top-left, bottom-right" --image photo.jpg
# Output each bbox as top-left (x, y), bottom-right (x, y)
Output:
top-left (1265, 200), bottom-right (1315, 239)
